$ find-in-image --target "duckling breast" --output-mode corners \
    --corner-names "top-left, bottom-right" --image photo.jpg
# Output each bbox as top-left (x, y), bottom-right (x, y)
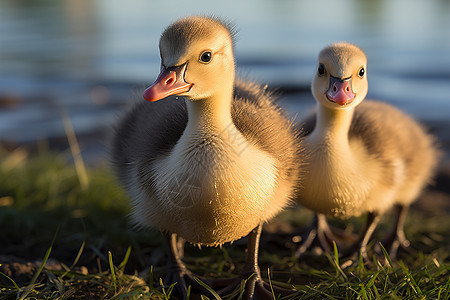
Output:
top-left (134, 131), bottom-right (281, 246)
top-left (296, 143), bottom-right (369, 217)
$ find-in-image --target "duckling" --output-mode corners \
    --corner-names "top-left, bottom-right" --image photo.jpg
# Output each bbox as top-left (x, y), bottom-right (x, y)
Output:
top-left (294, 42), bottom-right (438, 260)
top-left (111, 16), bottom-right (302, 298)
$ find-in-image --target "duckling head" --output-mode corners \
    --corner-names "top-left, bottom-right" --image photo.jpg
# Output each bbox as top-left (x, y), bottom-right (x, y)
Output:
top-left (312, 42), bottom-right (368, 109)
top-left (143, 16), bottom-right (236, 102)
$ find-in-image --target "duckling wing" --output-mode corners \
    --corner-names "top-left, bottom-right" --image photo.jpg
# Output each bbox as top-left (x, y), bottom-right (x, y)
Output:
top-left (349, 100), bottom-right (439, 199)
top-left (232, 79), bottom-right (303, 190)
top-left (110, 96), bottom-right (188, 184)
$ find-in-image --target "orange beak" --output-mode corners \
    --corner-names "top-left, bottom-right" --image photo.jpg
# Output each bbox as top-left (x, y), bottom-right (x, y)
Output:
top-left (143, 64), bottom-right (193, 102)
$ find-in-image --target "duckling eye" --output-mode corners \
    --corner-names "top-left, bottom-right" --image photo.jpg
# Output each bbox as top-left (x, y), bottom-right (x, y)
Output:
top-left (358, 67), bottom-right (365, 77)
top-left (199, 51), bottom-right (212, 63)
top-left (318, 64), bottom-right (325, 76)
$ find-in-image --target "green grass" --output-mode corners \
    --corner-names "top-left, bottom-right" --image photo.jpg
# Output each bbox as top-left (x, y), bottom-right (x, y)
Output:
top-left (0, 147), bottom-right (449, 299)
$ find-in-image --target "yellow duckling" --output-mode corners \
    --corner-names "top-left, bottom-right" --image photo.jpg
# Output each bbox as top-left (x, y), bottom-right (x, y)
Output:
top-left (295, 42), bottom-right (439, 261)
top-left (111, 16), bottom-right (303, 298)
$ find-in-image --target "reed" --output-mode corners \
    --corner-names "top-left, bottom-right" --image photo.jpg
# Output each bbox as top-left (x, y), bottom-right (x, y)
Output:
top-left (61, 108), bottom-right (89, 191)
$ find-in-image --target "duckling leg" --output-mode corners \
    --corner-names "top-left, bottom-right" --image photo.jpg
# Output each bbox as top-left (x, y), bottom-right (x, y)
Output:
top-left (175, 234), bottom-right (186, 258)
top-left (165, 233), bottom-right (191, 295)
top-left (241, 224), bottom-right (268, 299)
top-left (379, 204), bottom-right (411, 259)
top-left (342, 212), bottom-right (380, 262)
top-left (165, 233), bottom-right (210, 298)
top-left (216, 224), bottom-right (296, 299)
top-left (295, 214), bottom-right (353, 257)
top-left (242, 224), bottom-right (297, 299)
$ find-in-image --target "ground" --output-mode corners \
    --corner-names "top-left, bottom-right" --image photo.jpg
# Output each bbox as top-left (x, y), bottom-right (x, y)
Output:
top-left (0, 147), bottom-right (449, 299)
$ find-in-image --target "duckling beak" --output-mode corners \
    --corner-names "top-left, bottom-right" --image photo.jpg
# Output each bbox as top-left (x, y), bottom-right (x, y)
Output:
top-left (143, 64), bottom-right (193, 102)
top-left (326, 76), bottom-right (355, 106)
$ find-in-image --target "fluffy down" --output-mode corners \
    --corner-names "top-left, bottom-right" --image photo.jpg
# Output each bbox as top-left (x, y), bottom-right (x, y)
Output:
top-left (111, 80), bottom-right (302, 245)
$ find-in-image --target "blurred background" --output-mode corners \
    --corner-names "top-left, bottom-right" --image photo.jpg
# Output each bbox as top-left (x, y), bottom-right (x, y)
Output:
top-left (1, 0), bottom-right (449, 163)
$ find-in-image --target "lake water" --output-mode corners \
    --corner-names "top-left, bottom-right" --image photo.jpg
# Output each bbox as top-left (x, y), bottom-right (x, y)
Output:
top-left (1, 0), bottom-right (449, 161)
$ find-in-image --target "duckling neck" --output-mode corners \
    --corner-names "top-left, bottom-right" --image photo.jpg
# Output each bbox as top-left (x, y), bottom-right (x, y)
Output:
top-left (185, 90), bottom-right (234, 134)
top-left (309, 104), bottom-right (355, 146)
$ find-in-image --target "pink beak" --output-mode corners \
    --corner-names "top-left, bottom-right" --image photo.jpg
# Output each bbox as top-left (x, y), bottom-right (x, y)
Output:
top-left (143, 64), bottom-right (193, 102)
top-left (326, 77), bottom-right (355, 106)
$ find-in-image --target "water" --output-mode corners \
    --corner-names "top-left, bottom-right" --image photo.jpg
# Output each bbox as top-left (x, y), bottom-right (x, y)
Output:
top-left (1, 0), bottom-right (449, 160)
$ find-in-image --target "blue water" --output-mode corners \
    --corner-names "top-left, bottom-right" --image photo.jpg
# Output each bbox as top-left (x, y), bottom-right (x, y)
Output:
top-left (0, 0), bottom-right (449, 158)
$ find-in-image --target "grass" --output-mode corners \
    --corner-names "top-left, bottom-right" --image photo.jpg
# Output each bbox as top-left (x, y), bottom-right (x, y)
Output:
top-left (0, 146), bottom-right (449, 299)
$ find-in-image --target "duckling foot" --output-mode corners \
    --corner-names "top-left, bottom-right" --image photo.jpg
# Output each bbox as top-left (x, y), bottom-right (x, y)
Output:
top-left (375, 235), bottom-right (412, 265)
top-left (295, 214), bottom-right (353, 258)
top-left (214, 269), bottom-right (296, 300)
top-left (216, 225), bottom-right (296, 300)
top-left (341, 212), bottom-right (380, 264)
top-left (243, 271), bottom-right (296, 300)
top-left (164, 263), bottom-right (199, 297)
top-left (214, 272), bottom-right (294, 300)
top-left (375, 204), bottom-right (412, 260)
top-left (165, 233), bottom-right (215, 298)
